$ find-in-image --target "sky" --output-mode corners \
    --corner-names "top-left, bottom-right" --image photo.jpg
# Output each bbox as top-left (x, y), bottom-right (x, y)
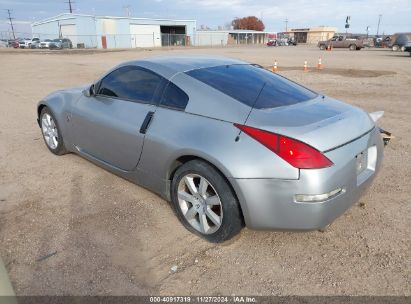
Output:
top-left (0, 0), bottom-right (410, 36)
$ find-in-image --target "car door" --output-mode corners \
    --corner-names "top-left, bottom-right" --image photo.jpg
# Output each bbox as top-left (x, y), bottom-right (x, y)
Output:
top-left (70, 65), bottom-right (165, 171)
top-left (329, 36), bottom-right (337, 48)
top-left (334, 36), bottom-right (345, 48)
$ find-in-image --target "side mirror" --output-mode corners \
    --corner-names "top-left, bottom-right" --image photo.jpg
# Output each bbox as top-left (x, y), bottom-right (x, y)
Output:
top-left (83, 84), bottom-right (95, 97)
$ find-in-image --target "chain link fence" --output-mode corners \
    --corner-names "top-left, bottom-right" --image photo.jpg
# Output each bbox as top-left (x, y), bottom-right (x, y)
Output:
top-left (1, 31), bottom-right (270, 49)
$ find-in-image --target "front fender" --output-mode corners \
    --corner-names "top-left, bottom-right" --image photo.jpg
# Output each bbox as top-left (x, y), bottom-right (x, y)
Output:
top-left (36, 87), bottom-right (85, 149)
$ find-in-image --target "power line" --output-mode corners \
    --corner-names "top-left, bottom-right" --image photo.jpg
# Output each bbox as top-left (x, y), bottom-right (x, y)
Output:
top-left (5, 9), bottom-right (15, 39)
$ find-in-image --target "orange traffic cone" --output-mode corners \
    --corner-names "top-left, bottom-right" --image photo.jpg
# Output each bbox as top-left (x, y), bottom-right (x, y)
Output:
top-left (317, 57), bottom-right (323, 70)
top-left (303, 60), bottom-right (309, 72)
top-left (272, 60), bottom-right (278, 72)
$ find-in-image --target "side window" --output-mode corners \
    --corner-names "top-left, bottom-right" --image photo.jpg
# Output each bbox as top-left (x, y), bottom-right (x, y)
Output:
top-left (97, 66), bottom-right (162, 104)
top-left (160, 82), bottom-right (189, 110)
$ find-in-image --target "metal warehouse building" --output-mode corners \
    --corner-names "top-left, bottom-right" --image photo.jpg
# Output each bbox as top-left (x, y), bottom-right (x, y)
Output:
top-left (31, 13), bottom-right (196, 48)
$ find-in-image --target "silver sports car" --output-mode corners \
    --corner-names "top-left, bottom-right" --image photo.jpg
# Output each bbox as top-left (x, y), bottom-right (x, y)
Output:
top-left (37, 56), bottom-right (386, 242)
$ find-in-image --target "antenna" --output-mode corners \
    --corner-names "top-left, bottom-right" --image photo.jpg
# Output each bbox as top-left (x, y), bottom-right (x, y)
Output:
top-left (285, 18), bottom-right (288, 32)
top-left (5, 9), bottom-right (16, 40)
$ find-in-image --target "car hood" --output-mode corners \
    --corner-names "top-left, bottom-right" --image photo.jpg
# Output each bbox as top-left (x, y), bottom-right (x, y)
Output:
top-left (245, 96), bottom-right (375, 152)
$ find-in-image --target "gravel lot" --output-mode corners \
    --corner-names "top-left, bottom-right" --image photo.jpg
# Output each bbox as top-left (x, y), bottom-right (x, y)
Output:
top-left (0, 45), bottom-right (410, 296)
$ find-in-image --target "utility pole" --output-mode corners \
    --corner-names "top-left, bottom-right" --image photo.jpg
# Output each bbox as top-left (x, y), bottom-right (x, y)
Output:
top-left (65, 0), bottom-right (74, 13)
top-left (284, 18), bottom-right (288, 32)
top-left (376, 14), bottom-right (382, 37)
top-left (123, 5), bottom-right (132, 17)
top-left (5, 9), bottom-right (16, 40)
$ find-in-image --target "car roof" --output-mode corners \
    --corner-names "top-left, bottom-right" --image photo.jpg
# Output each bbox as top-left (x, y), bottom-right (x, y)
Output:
top-left (122, 55), bottom-right (249, 79)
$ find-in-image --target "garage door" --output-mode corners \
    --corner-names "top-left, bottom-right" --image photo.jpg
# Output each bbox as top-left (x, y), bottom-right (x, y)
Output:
top-left (130, 24), bottom-right (161, 48)
top-left (60, 24), bottom-right (77, 47)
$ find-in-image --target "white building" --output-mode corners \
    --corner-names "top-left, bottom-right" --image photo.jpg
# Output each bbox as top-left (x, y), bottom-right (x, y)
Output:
top-left (196, 30), bottom-right (277, 46)
top-left (31, 13), bottom-right (197, 48)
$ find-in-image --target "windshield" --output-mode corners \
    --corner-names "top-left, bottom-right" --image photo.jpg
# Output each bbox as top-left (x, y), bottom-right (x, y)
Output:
top-left (186, 64), bottom-right (317, 109)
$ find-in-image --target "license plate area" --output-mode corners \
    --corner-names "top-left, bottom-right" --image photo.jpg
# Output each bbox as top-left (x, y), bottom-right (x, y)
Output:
top-left (356, 150), bottom-right (368, 175)
top-left (356, 145), bottom-right (377, 186)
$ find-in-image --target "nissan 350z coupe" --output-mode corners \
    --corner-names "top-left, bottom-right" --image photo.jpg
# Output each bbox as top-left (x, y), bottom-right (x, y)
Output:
top-left (37, 56), bottom-right (387, 242)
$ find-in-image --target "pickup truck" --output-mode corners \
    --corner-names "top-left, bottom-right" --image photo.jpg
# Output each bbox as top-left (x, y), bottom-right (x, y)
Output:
top-left (318, 35), bottom-right (364, 51)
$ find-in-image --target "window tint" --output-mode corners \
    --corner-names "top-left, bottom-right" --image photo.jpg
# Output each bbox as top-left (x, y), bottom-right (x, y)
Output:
top-left (98, 66), bottom-right (162, 104)
top-left (186, 64), bottom-right (317, 109)
top-left (160, 82), bottom-right (189, 110)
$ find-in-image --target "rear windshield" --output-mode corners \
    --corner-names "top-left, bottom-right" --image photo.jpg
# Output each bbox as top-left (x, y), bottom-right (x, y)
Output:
top-left (186, 64), bottom-right (317, 109)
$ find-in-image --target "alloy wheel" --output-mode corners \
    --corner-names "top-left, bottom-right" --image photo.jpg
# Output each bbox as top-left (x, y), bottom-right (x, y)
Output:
top-left (41, 113), bottom-right (59, 150)
top-left (177, 174), bottom-right (223, 234)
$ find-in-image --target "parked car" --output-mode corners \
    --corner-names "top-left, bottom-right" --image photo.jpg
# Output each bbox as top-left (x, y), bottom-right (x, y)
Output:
top-left (18, 38), bottom-right (40, 49)
top-left (287, 38), bottom-right (297, 46)
top-left (374, 36), bottom-right (391, 48)
top-left (29, 38), bottom-right (41, 49)
top-left (18, 38), bottom-right (32, 49)
top-left (404, 40), bottom-right (411, 56)
top-left (318, 35), bottom-right (364, 50)
top-left (36, 56), bottom-right (387, 242)
top-left (49, 38), bottom-right (73, 49)
top-left (7, 39), bottom-right (19, 48)
top-left (388, 32), bottom-right (411, 51)
top-left (392, 34), bottom-right (410, 52)
top-left (267, 38), bottom-right (296, 47)
top-left (39, 39), bottom-right (53, 49)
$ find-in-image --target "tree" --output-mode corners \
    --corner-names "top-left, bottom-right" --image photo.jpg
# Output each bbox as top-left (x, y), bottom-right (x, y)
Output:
top-left (232, 16), bottom-right (265, 31)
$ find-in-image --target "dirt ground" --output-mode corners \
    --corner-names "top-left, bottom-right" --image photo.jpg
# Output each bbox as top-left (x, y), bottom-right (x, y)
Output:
top-left (0, 45), bottom-right (410, 296)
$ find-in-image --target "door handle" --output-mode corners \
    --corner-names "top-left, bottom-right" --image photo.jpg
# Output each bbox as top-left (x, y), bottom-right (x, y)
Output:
top-left (140, 111), bottom-right (155, 134)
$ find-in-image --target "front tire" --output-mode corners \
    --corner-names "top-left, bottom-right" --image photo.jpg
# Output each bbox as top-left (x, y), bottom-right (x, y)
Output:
top-left (171, 160), bottom-right (243, 243)
top-left (40, 107), bottom-right (67, 155)
top-left (392, 45), bottom-right (399, 51)
top-left (349, 44), bottom-right (356, 51)
top-left (319, 44), bottom-right (326, 50)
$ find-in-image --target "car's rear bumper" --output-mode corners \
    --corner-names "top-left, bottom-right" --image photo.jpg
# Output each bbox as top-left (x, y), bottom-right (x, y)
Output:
top-left (229, 127), bottom-right (384, 230)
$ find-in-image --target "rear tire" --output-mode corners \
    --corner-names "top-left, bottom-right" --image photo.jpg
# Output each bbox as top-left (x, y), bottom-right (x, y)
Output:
top-left (171, 160), bottom-right (243, 243)
top-left (392, 45), bottom-right (399, 51)
top-left (349, 44), bottom-right (356, 51)
top-left (319, 44), bottom-right (326, 50)
top-left (40, 107), bottom-right (67, 155)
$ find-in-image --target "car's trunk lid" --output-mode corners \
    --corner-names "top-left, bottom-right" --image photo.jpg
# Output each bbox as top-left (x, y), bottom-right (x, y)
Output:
top-left (245, 96), bottom-right (375, 152)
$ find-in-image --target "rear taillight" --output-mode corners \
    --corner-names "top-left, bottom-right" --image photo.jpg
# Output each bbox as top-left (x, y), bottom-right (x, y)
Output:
top-left (234, 124), bottom-right (333, 169)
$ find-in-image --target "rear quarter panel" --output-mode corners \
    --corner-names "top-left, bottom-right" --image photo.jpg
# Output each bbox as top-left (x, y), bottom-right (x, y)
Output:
top-left (138, 107), bottom-right (300, 188)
